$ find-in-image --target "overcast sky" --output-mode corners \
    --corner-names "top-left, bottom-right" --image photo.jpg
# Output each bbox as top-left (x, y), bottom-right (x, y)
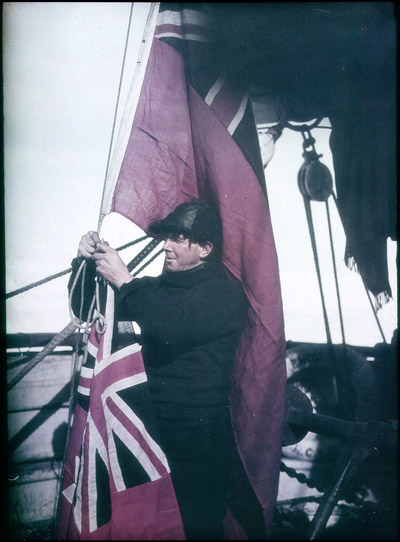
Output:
top-left (4, 2), bottom-right (397, 347)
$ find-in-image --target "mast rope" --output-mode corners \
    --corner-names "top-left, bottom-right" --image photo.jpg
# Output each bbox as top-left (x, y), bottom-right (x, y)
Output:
top-left (97, 2), bottom-right (135, 234)
top-left (302, 196), bottom-right (338, 402)
top-left (325, 198), bottom-right (346, 345)
top-left (303, 197), bottom-right (333, 344)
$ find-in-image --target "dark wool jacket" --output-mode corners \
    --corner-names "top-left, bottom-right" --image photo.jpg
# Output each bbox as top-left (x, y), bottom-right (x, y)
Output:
top-left (69, 259), bottom-right (247, 433)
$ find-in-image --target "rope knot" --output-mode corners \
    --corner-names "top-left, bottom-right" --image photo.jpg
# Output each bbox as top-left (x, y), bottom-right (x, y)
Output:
top-left (94, 314), bottom-right (107, 335)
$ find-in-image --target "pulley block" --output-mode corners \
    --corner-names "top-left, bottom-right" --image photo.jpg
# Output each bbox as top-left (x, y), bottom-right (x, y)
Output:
top-left (297, 128), bottom-right (333, 202)
top-left (298, 156), bottom-right (333, 202)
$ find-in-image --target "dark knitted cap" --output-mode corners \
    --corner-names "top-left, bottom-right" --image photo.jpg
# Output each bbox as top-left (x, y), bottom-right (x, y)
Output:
top-left (148, 199), bottom-right (223, 253)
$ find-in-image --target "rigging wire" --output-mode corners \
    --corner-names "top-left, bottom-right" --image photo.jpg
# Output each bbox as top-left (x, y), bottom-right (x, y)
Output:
top-left (133, 248), bottom-right (164, 277)
top-left (97, 2), bottom-right (135, 234)
top-left (363, 286), bottom-right (388, 344)
top-left (303, 198), bottom-right (333, 344)
top-left (325, 198), bottom-right (346, 345)
top-left (127, 238), bottom-right (162, 272)
top-left (302, 195), bottom-right (339, 410)
top-left (5, 235), bottom-right (148, 299)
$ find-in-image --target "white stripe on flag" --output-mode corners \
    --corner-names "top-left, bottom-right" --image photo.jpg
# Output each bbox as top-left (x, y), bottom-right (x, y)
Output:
top-left (156, 9), bottom-right (181, 26)
top-left (101, 374), bottom-right (148, 400)
top-left (75, 455), bottom-right (80, 483)
top-left (88, 437), bottom-right (97, 533)
top-left (77, 385), bottom-right (91, 396)
top-left (101, 285), bottom-right (115, 360)
top-left (111, 393), bottom-right (170, 472)
top-left (157, 8), bottom-right (209, 28)
top-left (88, 415), bottom-right (109, 533)
top-left (81, 366), bottom-right (94, 379)
top-left (181, 8), bottom-right (209, 27)
top-left (105, 404), bottom-right (162, 485)
top-left (228, 92), bottom-right (249, 135)
top-left (205, 76), bottom-right (225, 106)
top-left (62, 482), bottom-right (76, 504)
top-left (94, 342), bottom-right (142, 376)
top-left (106, 415), bottom-right (126, 492)
top-left (73, 425), bottom-right (86, 533)
top-left (155, 32), bottom-right (209, 42)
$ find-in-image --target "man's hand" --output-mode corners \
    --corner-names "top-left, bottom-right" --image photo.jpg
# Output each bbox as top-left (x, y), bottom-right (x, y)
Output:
top-left (77, 231), bottom-right (102, 260)
top-left (93, 243), bottom-right (134, 289)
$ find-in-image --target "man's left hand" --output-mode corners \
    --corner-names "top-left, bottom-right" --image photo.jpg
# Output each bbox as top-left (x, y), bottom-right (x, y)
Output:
top-left (93, 243), bottom-right (134, 289)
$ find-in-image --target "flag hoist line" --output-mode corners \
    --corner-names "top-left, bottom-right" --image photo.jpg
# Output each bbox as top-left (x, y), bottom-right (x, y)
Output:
top-left (53, 3), bottom-right (163, 530)
top-left (98, 2), bottom-right (161, 230)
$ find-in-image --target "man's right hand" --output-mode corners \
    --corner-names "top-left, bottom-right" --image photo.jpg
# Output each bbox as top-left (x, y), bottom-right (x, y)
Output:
top-left (77, 231), bottom-right (102, 260)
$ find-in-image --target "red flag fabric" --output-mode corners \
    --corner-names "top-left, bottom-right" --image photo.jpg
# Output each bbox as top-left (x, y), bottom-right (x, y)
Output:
top-left (109, 3), bottom-right (286, 536)
top-left (56, 286), bottom-right (185, 540)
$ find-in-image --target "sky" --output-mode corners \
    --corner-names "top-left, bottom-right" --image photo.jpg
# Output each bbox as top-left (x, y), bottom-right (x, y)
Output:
top-left (3, 2), bottom-right (397, 347)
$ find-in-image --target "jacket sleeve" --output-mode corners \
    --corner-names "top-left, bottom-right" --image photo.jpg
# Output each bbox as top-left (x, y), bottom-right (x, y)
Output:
top-left (116, 278), bottom-right (247, 345)
top-left (68, 258), bottom-right (98, 321)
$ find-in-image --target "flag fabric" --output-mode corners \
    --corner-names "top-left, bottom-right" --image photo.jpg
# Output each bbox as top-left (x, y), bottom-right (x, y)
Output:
top-left (56, 285), bottom-right (185, 540)
top-left (104, 3), bottom-right (287, 536)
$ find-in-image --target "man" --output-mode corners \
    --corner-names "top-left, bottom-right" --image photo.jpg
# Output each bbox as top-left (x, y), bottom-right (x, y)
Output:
top-left (70, 200), bottom-right (247, 539)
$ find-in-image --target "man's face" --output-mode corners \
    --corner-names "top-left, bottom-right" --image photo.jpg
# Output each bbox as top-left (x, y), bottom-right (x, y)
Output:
top-left (163, 234), bottom-right (209, 272)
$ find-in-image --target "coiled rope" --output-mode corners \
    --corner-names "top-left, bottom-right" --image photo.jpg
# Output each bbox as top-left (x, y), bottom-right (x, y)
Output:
top-left (67, 259), bottom-right (106, 333)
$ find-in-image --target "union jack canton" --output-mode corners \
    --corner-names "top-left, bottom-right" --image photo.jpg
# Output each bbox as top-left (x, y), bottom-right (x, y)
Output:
top-left (56, 285), bottom-right (185, 540)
